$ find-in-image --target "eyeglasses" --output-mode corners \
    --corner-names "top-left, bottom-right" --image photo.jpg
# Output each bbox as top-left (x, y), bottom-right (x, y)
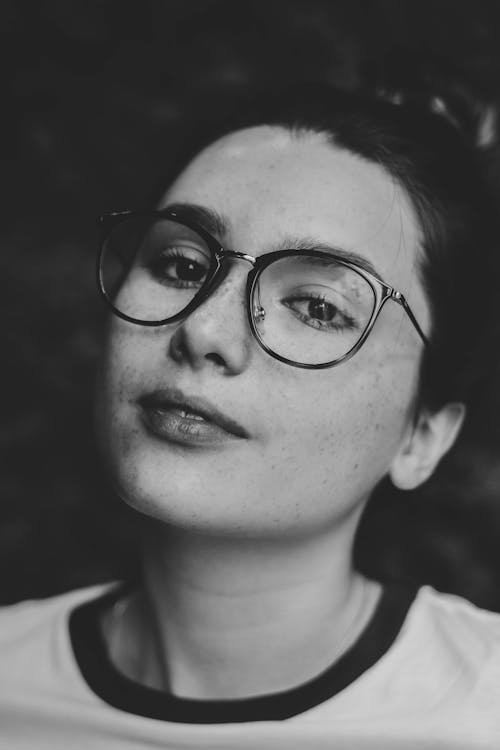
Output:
top-left (97, 209), bottom-right (428, 369)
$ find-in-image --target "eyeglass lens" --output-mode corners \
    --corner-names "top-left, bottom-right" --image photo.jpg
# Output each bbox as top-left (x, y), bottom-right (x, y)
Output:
top-left (100, 217), bottom-right (377, 366)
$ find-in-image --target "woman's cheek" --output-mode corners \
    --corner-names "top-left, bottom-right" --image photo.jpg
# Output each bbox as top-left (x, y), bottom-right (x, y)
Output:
top-left (96, 332), bottom-right (142, 470)
top-left (281, 363), bottom-right (412, 480)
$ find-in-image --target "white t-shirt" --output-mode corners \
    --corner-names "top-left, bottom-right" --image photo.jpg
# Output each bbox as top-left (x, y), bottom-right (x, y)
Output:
top-left (1, 581), bottom-right (500, 749)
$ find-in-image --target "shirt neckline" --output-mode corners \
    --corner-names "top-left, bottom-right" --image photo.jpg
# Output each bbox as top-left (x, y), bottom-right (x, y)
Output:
top-left (69, 580), bottom-right (417, 724)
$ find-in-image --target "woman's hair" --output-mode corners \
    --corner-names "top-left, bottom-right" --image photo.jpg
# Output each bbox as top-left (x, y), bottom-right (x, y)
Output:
top-left (154, 68), bottom-right (500, 413)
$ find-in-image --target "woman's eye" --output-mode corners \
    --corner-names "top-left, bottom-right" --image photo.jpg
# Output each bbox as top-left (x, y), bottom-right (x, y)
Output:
top-left (282, 294), bottom-right (357, 332)
top-left (147, 247), bottom-right (209, 287)
top-left (306, 297), bottom-right (337, 322)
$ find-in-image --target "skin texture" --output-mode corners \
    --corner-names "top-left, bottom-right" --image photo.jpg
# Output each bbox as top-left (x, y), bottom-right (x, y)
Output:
top-left (96, 126), bottom-right (464, 698)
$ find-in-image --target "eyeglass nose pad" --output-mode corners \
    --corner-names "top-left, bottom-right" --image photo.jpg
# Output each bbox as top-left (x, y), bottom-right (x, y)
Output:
top-left (253, 305), bottom-right (266, 322)
top-left (251, 273), bottom-right (266, 322)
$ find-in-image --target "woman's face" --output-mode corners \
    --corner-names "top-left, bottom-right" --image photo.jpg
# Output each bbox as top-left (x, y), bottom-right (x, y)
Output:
top-left (97, 126), bottom-right (429, 539)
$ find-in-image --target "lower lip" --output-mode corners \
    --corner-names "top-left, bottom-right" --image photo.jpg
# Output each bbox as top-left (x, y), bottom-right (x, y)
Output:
top-left (140, 405), bottom-right (242, 447)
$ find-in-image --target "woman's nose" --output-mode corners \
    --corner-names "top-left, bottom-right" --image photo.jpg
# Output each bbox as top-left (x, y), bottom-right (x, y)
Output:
top-left (167, 266), bottom-right (252, 375)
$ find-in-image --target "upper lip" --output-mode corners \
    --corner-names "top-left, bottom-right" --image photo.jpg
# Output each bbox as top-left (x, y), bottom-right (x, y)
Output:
top-left (138, 387), bottom-right (249, 439)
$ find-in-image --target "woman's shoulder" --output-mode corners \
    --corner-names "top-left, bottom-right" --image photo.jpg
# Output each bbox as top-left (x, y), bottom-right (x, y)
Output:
top-left (392, 585), bottom-right (500, 690)
top-left (411, 585), bottom-right (500, 642)
top-left (310, 584), bottom-right (500, 731)
top-left (0, 583), bottom-right (116, 653)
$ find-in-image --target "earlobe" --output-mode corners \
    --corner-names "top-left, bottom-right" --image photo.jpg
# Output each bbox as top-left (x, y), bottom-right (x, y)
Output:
top-left (389, 402), bottom-right (466, 490)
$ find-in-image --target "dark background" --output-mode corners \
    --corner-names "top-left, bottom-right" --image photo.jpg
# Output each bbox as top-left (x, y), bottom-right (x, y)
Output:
top-left (2, 0), bottom-right (500, 607)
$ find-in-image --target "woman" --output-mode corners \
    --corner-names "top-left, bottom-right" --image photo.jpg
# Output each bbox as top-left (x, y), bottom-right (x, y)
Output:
top-left (1, 82), bottom-right (500, 747)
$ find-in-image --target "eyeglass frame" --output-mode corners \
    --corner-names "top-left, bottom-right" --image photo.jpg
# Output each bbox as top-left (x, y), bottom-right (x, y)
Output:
top-left (97, 208), bottom-right (429, 370)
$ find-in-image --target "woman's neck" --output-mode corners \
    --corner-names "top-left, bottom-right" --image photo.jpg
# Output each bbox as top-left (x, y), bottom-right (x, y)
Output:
top-left (104, 522), bottom-right (381, 700)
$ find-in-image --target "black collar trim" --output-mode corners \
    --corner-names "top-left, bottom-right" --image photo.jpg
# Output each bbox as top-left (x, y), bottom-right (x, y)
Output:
top-left (69, 581), bottom-right (417, 724)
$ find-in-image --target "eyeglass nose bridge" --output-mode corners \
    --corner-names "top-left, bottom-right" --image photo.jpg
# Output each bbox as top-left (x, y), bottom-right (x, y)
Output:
top-left (211, 248), bottom-right (266, 322)
top-left (215, 248), bottom-right (257, 266)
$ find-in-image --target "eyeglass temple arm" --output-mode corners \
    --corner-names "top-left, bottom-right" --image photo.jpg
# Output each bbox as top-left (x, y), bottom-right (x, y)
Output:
top-left (393, 290), bottom-right (429, 347)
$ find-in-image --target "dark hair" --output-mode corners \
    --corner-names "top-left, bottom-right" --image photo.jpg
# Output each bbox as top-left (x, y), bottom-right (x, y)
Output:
top-left (155, 78), bottom-right (500, 412)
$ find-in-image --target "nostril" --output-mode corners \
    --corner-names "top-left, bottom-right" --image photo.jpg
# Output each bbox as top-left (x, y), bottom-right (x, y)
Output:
top-left (205, 352), bottom-right (226, 368)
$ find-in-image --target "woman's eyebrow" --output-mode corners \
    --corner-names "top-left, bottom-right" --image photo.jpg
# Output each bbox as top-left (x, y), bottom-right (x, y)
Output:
top-left (162, 202), bottom-right (228, 239)
top-left (162, 201), bottom-right (384, 282)
top-left (274, 237), bottom-right (384, 282)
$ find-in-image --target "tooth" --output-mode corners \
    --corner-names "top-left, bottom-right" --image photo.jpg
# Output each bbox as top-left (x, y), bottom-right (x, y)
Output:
top-left (177, 408), bottom-right (205, 421)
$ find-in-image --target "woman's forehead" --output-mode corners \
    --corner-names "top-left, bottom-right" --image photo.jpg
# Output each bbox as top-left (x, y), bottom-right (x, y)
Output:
top-left (162, 126), bottom-right (428, 325)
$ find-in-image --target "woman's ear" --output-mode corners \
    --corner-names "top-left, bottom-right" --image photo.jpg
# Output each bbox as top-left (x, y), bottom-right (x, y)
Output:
top-left (389, 402), bottom-right (466, 490)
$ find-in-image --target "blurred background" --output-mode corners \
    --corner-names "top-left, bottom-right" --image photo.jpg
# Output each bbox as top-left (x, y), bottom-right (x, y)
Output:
top-left (2, 0), bottom-right (500, 607)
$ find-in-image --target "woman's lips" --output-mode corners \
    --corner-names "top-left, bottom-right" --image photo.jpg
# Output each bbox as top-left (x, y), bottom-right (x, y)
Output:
top-left (137, 388), bottom-right (249, 446)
